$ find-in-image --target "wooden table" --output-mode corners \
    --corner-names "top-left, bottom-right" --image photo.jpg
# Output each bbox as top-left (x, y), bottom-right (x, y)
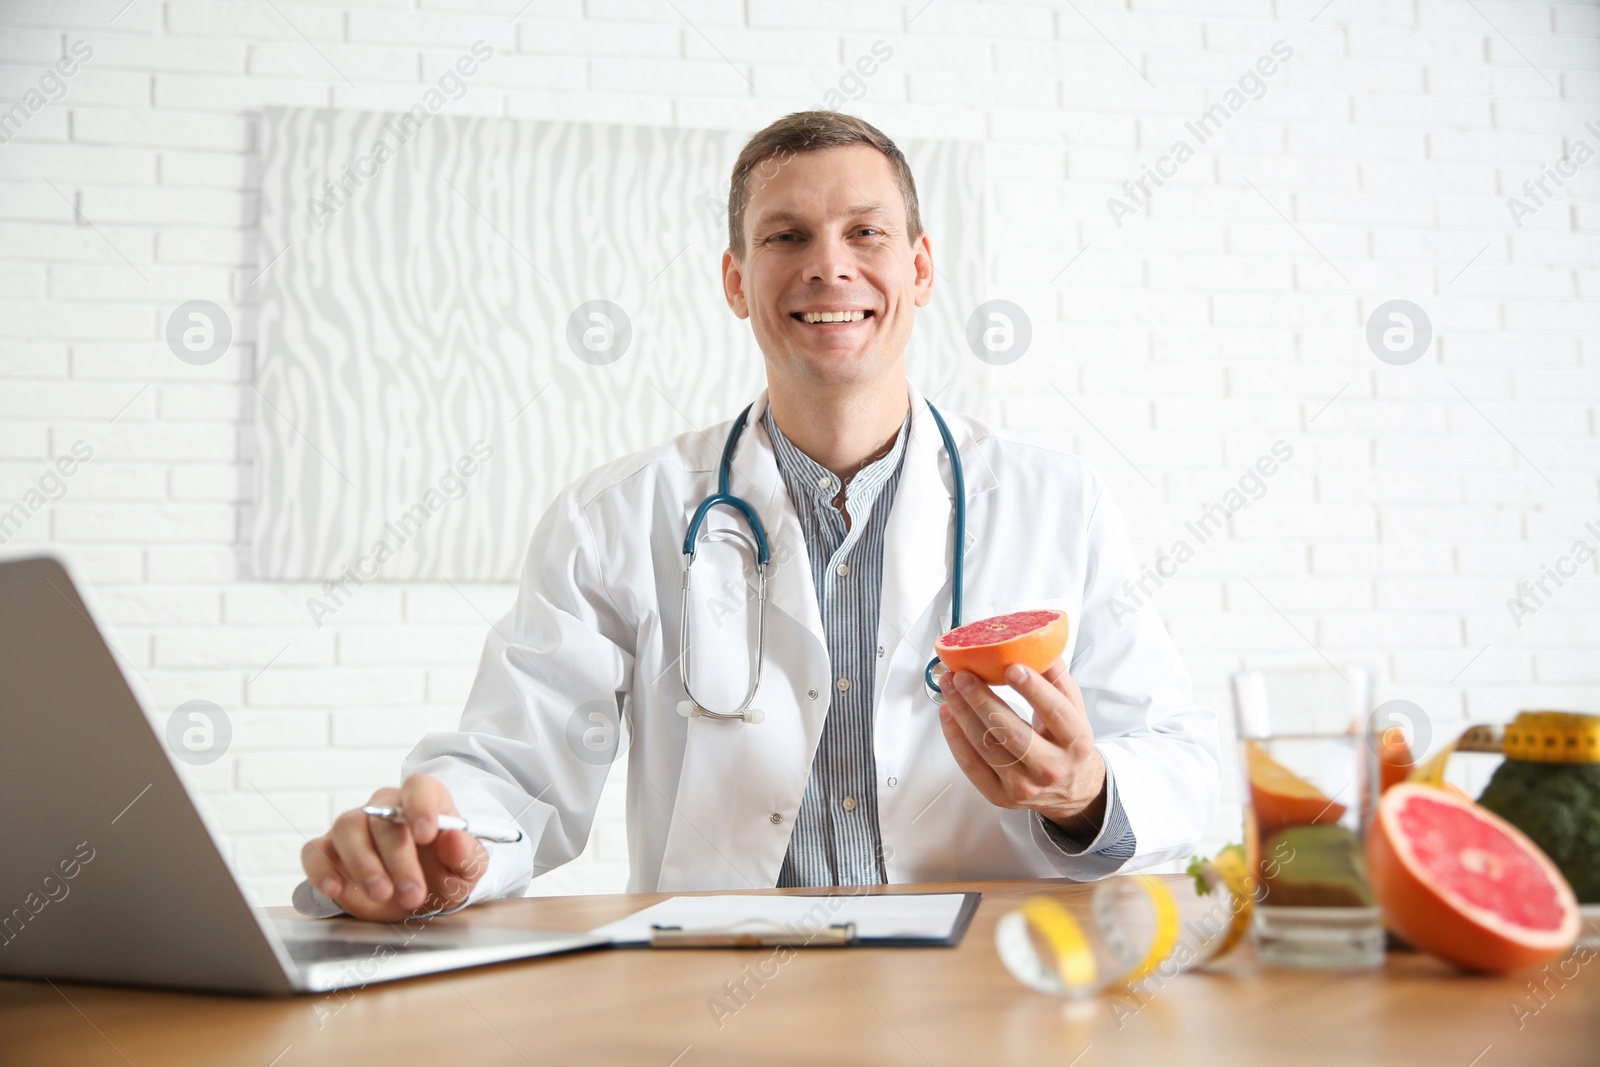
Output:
top-left (3, 877), bottom-right (1596, 1066)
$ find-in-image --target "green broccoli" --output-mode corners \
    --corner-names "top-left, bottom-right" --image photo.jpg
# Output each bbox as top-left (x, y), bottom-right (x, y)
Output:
top-left (1477, 759), bottom-right (1600, 904)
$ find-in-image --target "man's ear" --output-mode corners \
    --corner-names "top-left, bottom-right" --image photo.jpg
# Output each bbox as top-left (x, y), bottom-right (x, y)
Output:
top-left (913, 232), bottom-right (935, 308)
top-left (722, 248), bottom-right (750, 319)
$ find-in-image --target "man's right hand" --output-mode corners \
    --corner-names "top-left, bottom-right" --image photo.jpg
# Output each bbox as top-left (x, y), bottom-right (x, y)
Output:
top-left (301, 773), bottom-right (489, 922)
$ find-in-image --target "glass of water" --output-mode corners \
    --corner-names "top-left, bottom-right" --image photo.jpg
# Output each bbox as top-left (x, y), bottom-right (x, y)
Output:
top-left (1231, 664), bottom-right (1383, 969)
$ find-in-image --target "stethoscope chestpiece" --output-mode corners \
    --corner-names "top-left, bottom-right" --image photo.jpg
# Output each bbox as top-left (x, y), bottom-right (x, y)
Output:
top-left (924, 659), bottom-right (950, 705)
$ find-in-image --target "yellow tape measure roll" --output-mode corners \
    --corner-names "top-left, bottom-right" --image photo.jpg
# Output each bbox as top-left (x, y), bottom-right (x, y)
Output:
top-left (1503, 711), bottom-right (1600, 764)
top-left (1003, 897), bottom-right (1098, 992)
top-left (1410, 710), bottom-right (1600, 787)
top-left (1097, 874), bottom-right (1182, 985)
top-left (1191, 845), bottom-right (1255, 962)
top-left (995, 875), bottom-right (1212, 998)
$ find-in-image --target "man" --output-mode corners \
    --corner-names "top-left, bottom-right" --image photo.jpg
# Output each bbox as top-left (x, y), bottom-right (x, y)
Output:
top-left (300, 111), bottom-right (1219, 921)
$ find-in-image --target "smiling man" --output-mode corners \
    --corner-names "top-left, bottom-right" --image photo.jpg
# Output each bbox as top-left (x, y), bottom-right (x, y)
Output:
top-left (299, 111), bottom-right (1220, 920)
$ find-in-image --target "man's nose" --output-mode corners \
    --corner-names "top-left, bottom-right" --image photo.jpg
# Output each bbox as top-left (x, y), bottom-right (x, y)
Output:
top-left (801, 233), bottom-right (857, 284)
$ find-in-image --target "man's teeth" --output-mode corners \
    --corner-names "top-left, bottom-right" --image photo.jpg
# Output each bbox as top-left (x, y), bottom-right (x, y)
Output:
top-left (800, 310), bottom-right (867, 324)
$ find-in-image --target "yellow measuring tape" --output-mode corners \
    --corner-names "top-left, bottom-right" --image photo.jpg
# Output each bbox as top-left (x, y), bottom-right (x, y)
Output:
top-left (1097, 874), bottom-right (1182, 984)
top-left (1195, 845), bottom-right (1255, 961)
top-left (1503, 711), bottom-right (1600, 764)
top-left (996, 875), bottom-right (1185, 997)
top-left (1015, 897), bottom-right (1097, 989)
top-left (1411, 710), bottom-right (1600, 786)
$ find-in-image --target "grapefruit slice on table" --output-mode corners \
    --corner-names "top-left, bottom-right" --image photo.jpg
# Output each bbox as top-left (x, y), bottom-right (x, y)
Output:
top-left (934, 609), bottom-right (1070, 686)
top-left (1369, 783), bottom-right (1580, 973)
top-left (1245, 740), bottom-right (1348, 834)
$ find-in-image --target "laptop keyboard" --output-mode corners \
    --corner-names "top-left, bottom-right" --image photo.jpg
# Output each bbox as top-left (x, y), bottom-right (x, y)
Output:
top-left (283, 937), bottom-right (465, 963)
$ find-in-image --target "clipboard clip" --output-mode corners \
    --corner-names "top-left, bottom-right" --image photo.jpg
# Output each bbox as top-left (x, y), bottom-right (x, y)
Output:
top-left (648, 920), bottom-right (857, 948)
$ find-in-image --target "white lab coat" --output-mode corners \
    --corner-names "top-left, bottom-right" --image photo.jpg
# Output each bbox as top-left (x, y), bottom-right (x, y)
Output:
top-left (404, 378), bottom-right (1220, 898)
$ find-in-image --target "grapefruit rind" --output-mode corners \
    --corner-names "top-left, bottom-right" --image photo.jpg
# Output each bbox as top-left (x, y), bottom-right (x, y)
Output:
top-left (1368, 783), bottom-right (1580, 973)
top-left (934, 609), bottom-right (1070, 686)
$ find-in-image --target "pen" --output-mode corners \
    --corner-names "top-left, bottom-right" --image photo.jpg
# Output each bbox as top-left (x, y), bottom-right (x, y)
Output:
top-left (360, 805), bottom-right (524, 844)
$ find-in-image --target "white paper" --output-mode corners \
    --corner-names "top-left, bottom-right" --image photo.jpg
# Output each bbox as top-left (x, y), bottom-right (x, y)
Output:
top-left (589, 893), bottom-right (970, 946)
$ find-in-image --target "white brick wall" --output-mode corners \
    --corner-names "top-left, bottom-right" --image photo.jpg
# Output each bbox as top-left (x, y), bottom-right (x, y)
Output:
top-left (1, 1), bottom-right (1597, 905)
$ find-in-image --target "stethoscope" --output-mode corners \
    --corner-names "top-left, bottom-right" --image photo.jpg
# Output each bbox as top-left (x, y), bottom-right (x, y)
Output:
top-left (676, 399), bottom-right (965, 724)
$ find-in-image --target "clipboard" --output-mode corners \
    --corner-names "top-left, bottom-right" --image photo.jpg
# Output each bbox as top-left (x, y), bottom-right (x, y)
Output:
top-left (649, 921), bottom-right (860, 948)
top-left (591, 891), bottom-right (982, 949)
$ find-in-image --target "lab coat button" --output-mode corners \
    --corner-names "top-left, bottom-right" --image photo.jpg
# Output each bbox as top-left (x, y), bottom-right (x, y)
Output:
top-left (769, 812), bottom-right (783, 825)
top-left (807, 688), bottom-right (818, 699)
top-left (887, 776), bottom-right (897, 787)
top-left (841, 796), bottom-right (857, 812)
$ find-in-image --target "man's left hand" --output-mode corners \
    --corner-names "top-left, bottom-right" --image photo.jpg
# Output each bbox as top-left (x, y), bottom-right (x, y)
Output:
top-left (936, 660), bottom-right (1107, 840)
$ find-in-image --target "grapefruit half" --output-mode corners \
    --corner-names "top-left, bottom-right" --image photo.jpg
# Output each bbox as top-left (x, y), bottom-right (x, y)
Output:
top-left (934, 609), bottom-right (1070, 686)
top-left (1368, 783), bottom-right (1580, 973)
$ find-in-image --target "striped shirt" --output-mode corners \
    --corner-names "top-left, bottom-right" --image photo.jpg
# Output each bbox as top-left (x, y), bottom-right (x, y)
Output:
top-left (763, 404), bottom-right (1135, 888)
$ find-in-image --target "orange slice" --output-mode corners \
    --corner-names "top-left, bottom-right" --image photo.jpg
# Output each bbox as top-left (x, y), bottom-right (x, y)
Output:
top-left (1246, 740), bottom-right (1347, 835)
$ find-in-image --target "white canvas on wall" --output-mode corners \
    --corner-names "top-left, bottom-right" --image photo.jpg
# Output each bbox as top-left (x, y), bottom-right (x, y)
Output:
top-left (254, 109), bottom-right (985, 584)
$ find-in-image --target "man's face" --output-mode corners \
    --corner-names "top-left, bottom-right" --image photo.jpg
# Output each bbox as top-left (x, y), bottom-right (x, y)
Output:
top-left (723, 144), bottom-right (934, 388)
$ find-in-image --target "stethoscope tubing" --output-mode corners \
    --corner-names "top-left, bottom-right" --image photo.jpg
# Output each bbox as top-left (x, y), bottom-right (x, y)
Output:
top-left (678, 398), bottom-right (965, 721)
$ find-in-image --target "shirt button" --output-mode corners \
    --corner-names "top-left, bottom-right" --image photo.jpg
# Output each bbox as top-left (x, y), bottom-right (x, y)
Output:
top-left (770, 812), bottom-right (783, 824)
top-left (841, 796), bottom-right (857, 813)
top-left (816, 475), bottom-right (832, 490)
top-left (835, 677), bottom-right (850, 692)
top-left (835, 563), bottom-right (849, 577)
top-left (807, 688), bottom-right (818, 699)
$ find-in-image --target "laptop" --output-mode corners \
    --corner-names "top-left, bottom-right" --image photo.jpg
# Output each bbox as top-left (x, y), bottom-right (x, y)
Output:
top-left (0, 553), bottom-right (607, 995)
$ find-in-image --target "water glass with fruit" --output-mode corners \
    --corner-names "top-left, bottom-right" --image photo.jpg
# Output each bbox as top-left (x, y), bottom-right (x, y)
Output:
top-left (1231, 665), bottom-right (1384, 968)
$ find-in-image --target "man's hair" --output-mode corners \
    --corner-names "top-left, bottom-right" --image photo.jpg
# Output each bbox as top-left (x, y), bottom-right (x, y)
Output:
top-left (726, 110), bottom-right (923, 260)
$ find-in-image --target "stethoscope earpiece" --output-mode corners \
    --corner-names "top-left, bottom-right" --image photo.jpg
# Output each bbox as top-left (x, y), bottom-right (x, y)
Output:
top-left (678, 699), bottom-right (764, 725)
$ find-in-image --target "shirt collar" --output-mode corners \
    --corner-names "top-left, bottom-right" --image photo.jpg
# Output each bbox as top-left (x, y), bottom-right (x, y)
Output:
top-left (761, 403), bottom-right (911, 510)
